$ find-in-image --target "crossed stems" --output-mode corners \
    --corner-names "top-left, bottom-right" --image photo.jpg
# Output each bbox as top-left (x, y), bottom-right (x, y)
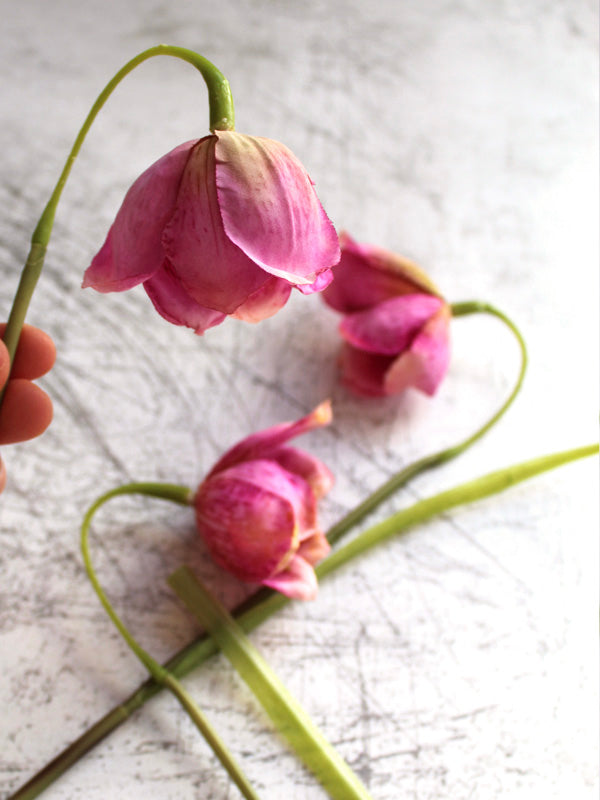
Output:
top-left (10, 299), bottom-right (538, 799)
top-left (3, 43), bottom-right (587, 800)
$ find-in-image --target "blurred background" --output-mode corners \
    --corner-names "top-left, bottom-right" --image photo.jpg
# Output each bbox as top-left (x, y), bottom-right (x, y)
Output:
top-left (0, 1), bottom-right (598, 798)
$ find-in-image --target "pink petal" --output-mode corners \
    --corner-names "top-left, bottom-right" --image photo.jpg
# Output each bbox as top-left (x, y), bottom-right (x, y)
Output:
top-left (219, 457), bottom-right (320, 541)
top-left (295, 268), bottom-right (335, 296)
top-left (83, 140), bottom-right (196, 292)
top-left (231, 276), bottom-right (292, 323)
top-left (144, 261), bottom-right (226, 334)
top-left (207, 400), bottom-right (332, 478)
top-left (297, 530), bottom-right (331, 563)
top-left (340, 294), bottom-right (444, 355)
top-left (338, 344), bottom-right (393, 397)
top-left (195, 463), bottom-right (298, 583)
top-left (162, 136), bottom-right (271, 314)
top-left (322, 232), bottom-right (440, 313)
top-left (384, 304), bottom-right (451, 396)
top-left (214, 130), bottom-right (340, 287)
top-left (262, 554), bottom-right (319, 601)
top-left (269, 445), bottom-right (334, 499)
top-left (230, 457), bottom-right (318, 539)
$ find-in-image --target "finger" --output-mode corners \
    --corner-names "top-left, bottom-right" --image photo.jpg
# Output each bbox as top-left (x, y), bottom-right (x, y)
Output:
top-left (0, 340), bottom-right (8, 390)
top-left (0, 379), bottom-right (54, 444)
top-left (0, 324), bottom-right (56, 380)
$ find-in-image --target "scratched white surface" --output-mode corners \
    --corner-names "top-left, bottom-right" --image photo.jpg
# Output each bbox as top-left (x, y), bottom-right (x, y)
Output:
top-left (0, 1), bottom-right (598, 798)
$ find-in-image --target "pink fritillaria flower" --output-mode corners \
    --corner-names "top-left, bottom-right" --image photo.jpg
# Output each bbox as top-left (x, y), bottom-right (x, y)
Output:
top-left (322, 233), bottom-right (451, 397)
top-left (194, 401), bottom-right (333, 601)
top-left (83, 132), bottom-right (340, 334)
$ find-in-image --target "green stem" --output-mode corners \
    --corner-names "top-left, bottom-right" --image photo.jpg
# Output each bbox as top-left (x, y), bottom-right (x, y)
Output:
top-left (1, 45), bottom-right (234, 367)
top-left (79, 482), bottom-right (261, 800)
top-left (159, 674), bottom-right (261, 800)
top-left (80, 483), bottom-right (192, 669)
top-left (316, 443), bottom-right (598, 578)
top-left (7, 299), bottom-right (527, 798)
top-left (327, 300), bottom-right (527, 545)
top-left (9, 442), bottom-right (597, 800)
top-left (169, 567), bottom-right (374, 800)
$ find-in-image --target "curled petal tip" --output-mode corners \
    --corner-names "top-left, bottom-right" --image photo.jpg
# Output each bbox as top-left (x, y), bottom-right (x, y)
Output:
top-left (263, 554), bottom-right (320, 601)
top-left (298, 530), bottom-right (331, 564)
top-left (311, 399), bottom-right (332, 427)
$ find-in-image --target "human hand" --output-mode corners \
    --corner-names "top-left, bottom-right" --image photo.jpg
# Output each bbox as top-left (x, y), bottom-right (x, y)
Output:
top-left (0, 323), bottom-right (56, 492)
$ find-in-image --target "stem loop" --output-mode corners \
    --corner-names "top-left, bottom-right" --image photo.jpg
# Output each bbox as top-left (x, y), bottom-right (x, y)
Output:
top-left (79, 481), bottom-right (260, 800)
top-left (9, 442), bottom-right (597, 800)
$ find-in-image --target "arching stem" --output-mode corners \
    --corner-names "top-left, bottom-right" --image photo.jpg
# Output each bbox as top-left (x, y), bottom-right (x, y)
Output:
top-left (1, 45), bottom-right (234, 370)
top-left (80, 482), bottom-right (260, 800)
top-left (9, 441), bottom-right (596, 800)
top-left (326, 300), bottom-right (528, 545)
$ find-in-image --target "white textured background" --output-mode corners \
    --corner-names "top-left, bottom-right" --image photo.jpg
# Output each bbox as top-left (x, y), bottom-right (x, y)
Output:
top-left (0, 1), bottom-right (598, 798)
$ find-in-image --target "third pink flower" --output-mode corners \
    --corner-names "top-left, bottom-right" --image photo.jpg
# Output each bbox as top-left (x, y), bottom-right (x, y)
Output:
top-left (322, 233), bottom-right (451, 397)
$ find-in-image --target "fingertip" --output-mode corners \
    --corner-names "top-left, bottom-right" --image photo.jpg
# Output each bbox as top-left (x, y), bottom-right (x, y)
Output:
top-left (0, 340), bottom-right (8, 390)
top-left (0, 324), bottom-right (56, 379)
top-left (28, 327), bottom-right (57, 376)
top-left (0, 380), bottom-right (54, 444)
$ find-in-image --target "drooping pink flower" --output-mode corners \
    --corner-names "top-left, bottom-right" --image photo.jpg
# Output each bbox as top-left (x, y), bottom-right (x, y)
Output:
top-left (194, 401), bottom-right (333, 601)
top-left (322, 233), bottom-right (451, 397)
top-left (83, 132), bottom-right (340, 334)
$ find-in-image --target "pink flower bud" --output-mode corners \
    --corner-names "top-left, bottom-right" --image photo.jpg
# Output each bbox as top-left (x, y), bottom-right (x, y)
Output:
top-left (322, 233), bottom-right (451, 397)
top-left (194, 401), bottom-right (333, 601)
top-left (83, 133), bottom-right (340, 334)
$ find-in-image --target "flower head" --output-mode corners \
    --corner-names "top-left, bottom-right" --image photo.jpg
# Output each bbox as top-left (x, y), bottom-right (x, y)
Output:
top-left (83, 132), bottom-right (340, 334)
top-left (194, 401), bottom-right (333, 600)
top-left (322, 233), bottom-right (451, 397)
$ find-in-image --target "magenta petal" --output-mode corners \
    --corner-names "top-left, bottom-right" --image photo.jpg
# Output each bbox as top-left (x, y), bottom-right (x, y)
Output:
top-left (295, 268), bottom-right (335, 296)
top-left (262, 554), bottom-right (319, 601)
top-left (384, 305), bottom-right (451, 396)
top-left (214, 131), bottom-right (340, 287)
top-left (162, 136), bottom-right (270, 314)
top-left (322, 232), bottom-right (440, 313)
top-left (269, 445), bottom-right (334, 500)
top-left (218, 458), bottom-right (319, 539)
top-left (231, 276), bottom-right (292, 323)
top-left (339, 344), bottom-right (393, 397)
top-left (340, 294), bottom-right (444, 355)
top-left (195, 464), bottom-right (298, 582)
top-left (207, 400), bottom-right (332, 478)
top-left (144, 262), bottom-right (226, 334)
top-left (83, 140), bottom-right (196, 292)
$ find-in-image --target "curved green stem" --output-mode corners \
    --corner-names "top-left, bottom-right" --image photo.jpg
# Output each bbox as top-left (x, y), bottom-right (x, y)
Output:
top-left (7, 298), bottom-right (528, 799)
top-left (80, 482), bottom-right (260, 800)
top-left (327, 300), bottom-right (527, 545)
top-left (80, 483), bottom-right (192, 670)
top-left (1, 45), bottom-right (234, 367)
top-left (318, 443), bottom-right (598, 577)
